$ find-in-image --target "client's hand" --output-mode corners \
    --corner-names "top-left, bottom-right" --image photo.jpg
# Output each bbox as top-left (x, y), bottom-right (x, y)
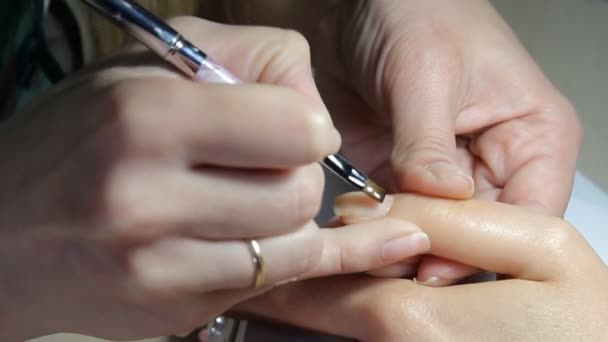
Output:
top-left (0, 19), bottom-right (429, 341)
top-left (238, 193), bottom-right (608, 341)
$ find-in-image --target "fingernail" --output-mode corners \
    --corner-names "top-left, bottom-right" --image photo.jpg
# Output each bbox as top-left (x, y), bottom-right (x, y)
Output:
top-left (334, 192), bottom-right (394, 221)
top-left (368, 262), bottom-right (418, 278)
top-left (425, 161), bottom-right (474, 193)
top-left (381, 232), bottom-right (430, 263)
top-left (413, 276), bottom-right (455, 287)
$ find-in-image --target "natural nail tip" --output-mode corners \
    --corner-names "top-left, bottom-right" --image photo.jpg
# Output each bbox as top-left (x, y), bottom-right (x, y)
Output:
top-left (414, 276), bottom-right (441, 286)
top-left (333, 193), bottom-right (394, 221)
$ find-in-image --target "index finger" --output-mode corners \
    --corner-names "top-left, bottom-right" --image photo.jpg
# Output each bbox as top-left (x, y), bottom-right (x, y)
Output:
top-left (336, 193), bottom-right (594, 281)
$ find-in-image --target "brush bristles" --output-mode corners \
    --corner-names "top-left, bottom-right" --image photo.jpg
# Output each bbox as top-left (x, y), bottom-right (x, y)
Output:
top-left (362, 180), bottom-right (386, 203)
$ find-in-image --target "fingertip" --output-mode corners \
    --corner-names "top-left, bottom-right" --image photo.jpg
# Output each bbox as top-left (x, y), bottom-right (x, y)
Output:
top-left (414, 256), bottom-right (480, 287)
top-left (308, 109), bottom-right (342, 160)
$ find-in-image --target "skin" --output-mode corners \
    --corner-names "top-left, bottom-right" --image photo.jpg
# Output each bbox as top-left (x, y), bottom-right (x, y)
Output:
top-left (224, 0), bottom-right (583, 282)
top-left (0, 19), bottom-right (433, 340)
top-left (239, 193), bottom-right (608, 341)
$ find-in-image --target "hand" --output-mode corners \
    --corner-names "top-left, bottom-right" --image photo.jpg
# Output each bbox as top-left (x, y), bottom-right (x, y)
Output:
top-left (313, 0), bottom-right (581, 210)
top-left (223, 0), bottom-right (582, 283)
top-left (0, 18), bottom-right (431, 340)
top-left (238, 193), bottom-right (608, 341)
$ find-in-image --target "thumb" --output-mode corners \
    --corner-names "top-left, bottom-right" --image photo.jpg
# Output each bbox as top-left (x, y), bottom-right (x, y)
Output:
top-left (388, 65), bottom-right (474, 199)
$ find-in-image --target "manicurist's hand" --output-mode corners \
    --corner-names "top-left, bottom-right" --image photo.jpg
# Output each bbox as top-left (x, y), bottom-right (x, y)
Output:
top-left (0, 18), bottom-right (429, 340)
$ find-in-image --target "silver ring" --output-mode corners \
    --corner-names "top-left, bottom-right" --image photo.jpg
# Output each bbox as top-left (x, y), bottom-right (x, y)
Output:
top-left (246, 240), bottom-right (266, 288)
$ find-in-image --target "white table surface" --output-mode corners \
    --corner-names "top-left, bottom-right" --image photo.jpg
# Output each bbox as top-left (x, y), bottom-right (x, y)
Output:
top-left (565, 172), bottom-right (608, 263)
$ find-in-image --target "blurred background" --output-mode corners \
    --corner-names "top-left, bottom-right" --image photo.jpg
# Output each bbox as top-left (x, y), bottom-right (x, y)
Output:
top-left (28, 0), bottom-right (608, 341)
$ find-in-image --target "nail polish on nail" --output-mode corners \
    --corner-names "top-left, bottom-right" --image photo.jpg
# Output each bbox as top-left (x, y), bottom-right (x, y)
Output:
top-left (413, 276), bottom-right (453, 287)
top-left (381, 232), bottom-right (430, 263)
top-left (334, 193), bottom-right (394, 220)
top-left (425, 161), bottom-right (474, 191)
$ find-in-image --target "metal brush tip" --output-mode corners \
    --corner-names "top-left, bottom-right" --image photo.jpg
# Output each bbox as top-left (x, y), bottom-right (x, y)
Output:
top-left (362, 180), bottom-right (386, 203)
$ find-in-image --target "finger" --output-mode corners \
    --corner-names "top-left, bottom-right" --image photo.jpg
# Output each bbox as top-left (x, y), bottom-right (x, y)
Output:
top-left (414, 255), bottom-right (480, 287)
top-left (367, 257), bottom-right (420, 278)
top-left (129, 218), bottom-right (430, 294)
top-left (470, 105), bottom-right (581, 216)
top-left (335, 192), bottom-right (588, 281)
top-left (332, 194), bottom-right (471, 281)
top-left (111, 79), bottom-right (339, 169)
top-left (333, 194), bottom-right (395, 224)
top-left (331, 197), bottom-right (422, 278)
top-left (387, 52), bottom-right (474, 199)
top-left (118, 17), bottom-right (323, 103)
top-left (107, 164), bottom-right (325, 240)
top-left (301, 218), bottom-right (429, 280)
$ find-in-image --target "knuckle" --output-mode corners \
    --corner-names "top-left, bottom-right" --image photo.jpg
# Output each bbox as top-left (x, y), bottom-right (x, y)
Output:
top-left (105, 78), bottom-right (178, 119)
top-left (538, 95), bottom-right (583, 145)
top-left (103, 170), bottom-right (167, 235)
top-left (277, 28), bottom-right (311, 55)
top-left (165, 16), bottom-right (208, 33)
top-left (557, 98), bottom-right (583, 146)
top-left (277, 226), bottom-right (324, 279)
top-left (387, 35), bottom-right (462, 87)
top-left (392, 130), bottom-right (453, 165)
top-left (254, 28), bottom-right (312, 82)
top-left (542, 221), bottom-right (581, 261)
top-left (103, 79), bottom-right (142, 117)
top-left (103, 79), bottom-right (184, 150)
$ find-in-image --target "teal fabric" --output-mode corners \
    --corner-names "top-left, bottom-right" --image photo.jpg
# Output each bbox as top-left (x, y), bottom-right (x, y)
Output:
top-left (0, 0), bottom-right (53, 117)
top-left (0, 1), bottom-right (37, 69)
